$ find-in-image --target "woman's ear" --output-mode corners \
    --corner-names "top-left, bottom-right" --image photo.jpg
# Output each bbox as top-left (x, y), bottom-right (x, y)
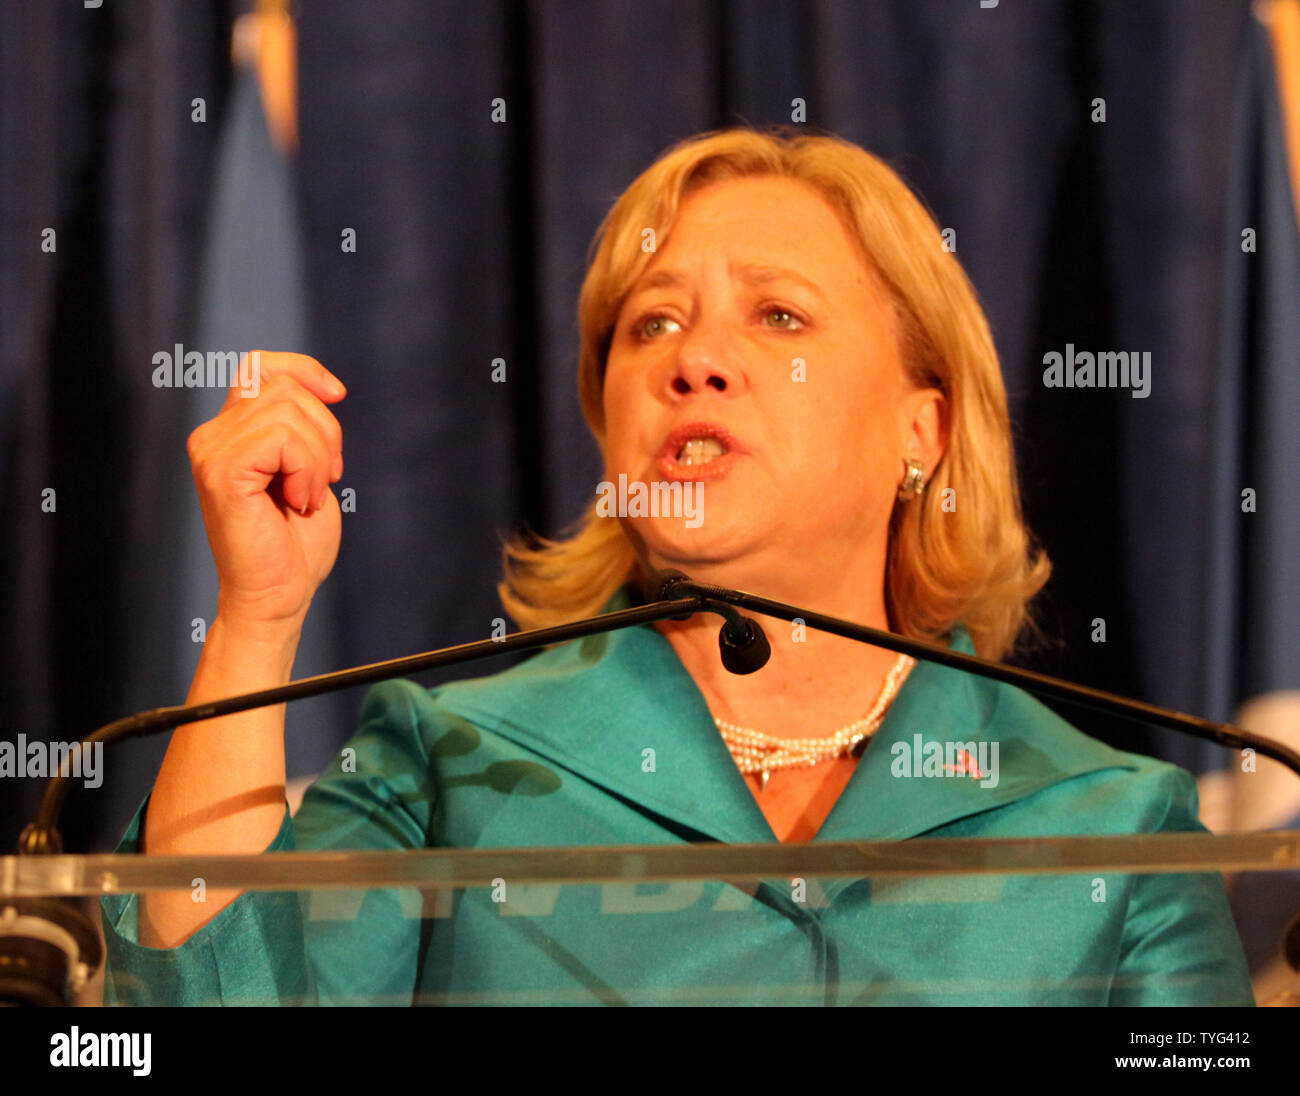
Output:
top-left (904, 387), bottom-right (949, 474)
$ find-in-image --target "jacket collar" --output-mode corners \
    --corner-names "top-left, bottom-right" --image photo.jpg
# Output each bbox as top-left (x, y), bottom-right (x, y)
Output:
top-left (439, 587), bottom-right (1138, 844)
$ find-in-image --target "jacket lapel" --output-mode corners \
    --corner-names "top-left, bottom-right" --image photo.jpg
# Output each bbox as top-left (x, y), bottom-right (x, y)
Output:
top-left (816, 625), bottom-right (1141, 841)
top-left (440, 592), bottom-right (1140, 848)
top-left (441, 620), bottom-right (775, 844)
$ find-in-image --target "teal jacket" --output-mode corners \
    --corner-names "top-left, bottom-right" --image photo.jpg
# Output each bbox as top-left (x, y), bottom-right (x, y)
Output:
top-left (100, 601), bottom-right (1255, 1006)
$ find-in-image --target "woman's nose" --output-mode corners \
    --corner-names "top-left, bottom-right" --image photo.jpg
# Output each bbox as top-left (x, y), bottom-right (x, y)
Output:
top-left (669, 322), bottom-right (745, 397)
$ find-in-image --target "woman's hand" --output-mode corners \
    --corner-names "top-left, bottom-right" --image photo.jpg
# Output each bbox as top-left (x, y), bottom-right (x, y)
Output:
top-left (139, 352), bottom-right (345, 946)
top-left (186, 351), bottom-right (346, 634)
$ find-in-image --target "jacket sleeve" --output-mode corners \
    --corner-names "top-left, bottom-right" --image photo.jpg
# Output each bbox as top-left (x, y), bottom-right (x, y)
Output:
top-left (99, 678), bottom-right (440, 1006)
top-left (1109, 765), bottom-right (1256, 1006)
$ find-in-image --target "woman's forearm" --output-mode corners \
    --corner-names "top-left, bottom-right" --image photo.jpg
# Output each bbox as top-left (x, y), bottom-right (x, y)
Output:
top-left (138, 615), bottom-right (300, 949)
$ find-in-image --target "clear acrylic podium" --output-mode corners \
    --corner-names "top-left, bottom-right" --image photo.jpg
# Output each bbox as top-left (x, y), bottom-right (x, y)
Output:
top-left (5, 831), bottom-right (1298, 1006)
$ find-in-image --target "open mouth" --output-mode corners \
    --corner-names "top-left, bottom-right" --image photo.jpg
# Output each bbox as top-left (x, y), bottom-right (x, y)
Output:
top-left (657, 422), bottom-right (744, 481)
top-left (676, 437), bottom-right (727, 466)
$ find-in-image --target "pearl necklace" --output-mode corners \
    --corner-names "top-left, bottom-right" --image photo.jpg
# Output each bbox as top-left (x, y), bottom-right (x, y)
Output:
top-left (714, 653), bottom-right (916, 791)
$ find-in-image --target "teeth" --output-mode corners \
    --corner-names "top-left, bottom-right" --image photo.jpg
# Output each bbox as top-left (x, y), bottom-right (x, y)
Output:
top-left (676, 437), bottom-right (726, 465)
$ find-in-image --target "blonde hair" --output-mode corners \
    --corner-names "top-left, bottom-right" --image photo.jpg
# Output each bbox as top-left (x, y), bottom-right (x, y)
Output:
top-left (499, 126), bottom-right (1049, 661)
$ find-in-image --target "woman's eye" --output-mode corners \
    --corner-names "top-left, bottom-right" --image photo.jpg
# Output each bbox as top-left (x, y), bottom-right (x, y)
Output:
top-left (763, 308), bottom-right (802, 330)
top-left (630, 309), bottom-right (802, 340)
top-left (636, 315), bottom-right (681, 340)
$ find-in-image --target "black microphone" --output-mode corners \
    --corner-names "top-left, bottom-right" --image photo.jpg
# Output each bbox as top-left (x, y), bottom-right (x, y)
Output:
top-left (9, 572), bottom-right (1300, 1005)
top-left (639, 569), bottom-right (772, 674)
top-left (717, 616), bottom-right (771, 675)
top-left (639, 567), bottom-right (691, 603)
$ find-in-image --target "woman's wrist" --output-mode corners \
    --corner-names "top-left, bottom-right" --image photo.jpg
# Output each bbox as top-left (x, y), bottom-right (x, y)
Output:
top-left (198, 611), bottom-right (303, 690)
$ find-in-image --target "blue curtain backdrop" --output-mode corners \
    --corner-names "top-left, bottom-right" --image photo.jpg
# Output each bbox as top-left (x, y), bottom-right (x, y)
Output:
top-left (0, 0), bottom-right (1281, 876)
top-left (1203, 13), bottom-right (1300, 970)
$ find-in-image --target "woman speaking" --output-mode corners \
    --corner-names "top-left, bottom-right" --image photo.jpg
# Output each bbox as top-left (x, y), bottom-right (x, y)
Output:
top-left (100, 127), bottom-right (1254, 1006)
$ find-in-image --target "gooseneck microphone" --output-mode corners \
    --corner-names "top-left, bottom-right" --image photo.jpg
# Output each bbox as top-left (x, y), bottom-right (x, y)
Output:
top-left (7, 569), bottom-right (1300, 1005)
top-left (640, 569), bottom-right (772, 674)
top-left (717, 617), bottom-right (771, 675)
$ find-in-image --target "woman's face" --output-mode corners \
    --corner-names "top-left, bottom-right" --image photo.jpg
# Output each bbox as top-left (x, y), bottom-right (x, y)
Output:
top-left (602, 174), bottom-right (944, 585)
